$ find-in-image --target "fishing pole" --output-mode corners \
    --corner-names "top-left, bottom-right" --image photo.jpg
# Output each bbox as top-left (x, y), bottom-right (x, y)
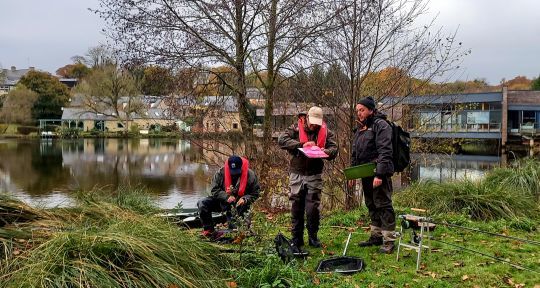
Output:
top-left (430, 237), bottom-right (540, 275)
top-left (430, 220), bottom-right (540, 247)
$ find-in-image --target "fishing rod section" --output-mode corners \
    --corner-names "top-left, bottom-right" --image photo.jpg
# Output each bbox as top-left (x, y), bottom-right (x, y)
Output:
top-left (429, 237), bottom-right (540, 275)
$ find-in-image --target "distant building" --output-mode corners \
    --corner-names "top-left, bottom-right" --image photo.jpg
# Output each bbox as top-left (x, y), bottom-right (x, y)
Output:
top-left (60, 94), bottom-right (175, 133)
top-left (378, 88), bottom-right (540, 146)
top-left (0, 66), bottom-right (34, 94)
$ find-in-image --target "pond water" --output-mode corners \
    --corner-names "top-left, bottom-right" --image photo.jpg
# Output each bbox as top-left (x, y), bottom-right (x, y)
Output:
top-left (0, 138), bottom-right (508, 209)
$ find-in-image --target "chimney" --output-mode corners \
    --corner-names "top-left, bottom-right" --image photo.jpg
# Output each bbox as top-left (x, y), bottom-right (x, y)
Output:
top-left (11, 66), bottom-right (16, 71)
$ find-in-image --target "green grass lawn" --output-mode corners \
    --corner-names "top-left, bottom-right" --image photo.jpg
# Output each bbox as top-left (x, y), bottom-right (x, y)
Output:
top-left (218, 207), bottom-right (540, 287)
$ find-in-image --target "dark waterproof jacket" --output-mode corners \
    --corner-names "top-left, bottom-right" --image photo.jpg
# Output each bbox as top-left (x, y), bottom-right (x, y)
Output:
top-left (278, 123), bottom-right (339, 176)
top-left (210, 168), bottom-right (260, 204)
top-left (351, 112), bottom-right (394, 177)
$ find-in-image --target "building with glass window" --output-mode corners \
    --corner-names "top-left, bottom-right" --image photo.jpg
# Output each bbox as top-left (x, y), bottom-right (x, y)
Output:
top-left (380, 88), bottom-right (540, 146)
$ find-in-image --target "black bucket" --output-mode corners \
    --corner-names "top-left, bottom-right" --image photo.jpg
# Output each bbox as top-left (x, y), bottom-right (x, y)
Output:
top-left (316, 232), bottom-right (365, 274)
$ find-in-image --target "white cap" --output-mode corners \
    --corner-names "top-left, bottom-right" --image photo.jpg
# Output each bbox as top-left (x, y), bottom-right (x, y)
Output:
top-left (307, 106), bottom-right (323, 126)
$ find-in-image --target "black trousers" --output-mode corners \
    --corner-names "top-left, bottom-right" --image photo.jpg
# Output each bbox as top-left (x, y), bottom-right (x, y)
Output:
top-left (289, 173), bottom-right (322, 245)
top-left (361, 175), bottom-right (396, 231)
top-left (197, 197), bottom-right (250, 231)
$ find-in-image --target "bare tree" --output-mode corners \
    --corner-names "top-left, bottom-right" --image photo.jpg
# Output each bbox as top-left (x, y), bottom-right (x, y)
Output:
top-left (249, 0), bottom-right (337, 151)
top-left (75, 65), bottom-right (144, 134)
top-left (96, 0), bottom-right (266, 144)
top-left (321, 0), bottom-right (467, 209)
top-left (85, 45), bottom-right (116, 68)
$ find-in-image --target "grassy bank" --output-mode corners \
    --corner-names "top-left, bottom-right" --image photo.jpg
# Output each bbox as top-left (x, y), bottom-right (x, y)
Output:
top-left (2, 162), bottom-right (540, 287)
top-left (237, 208), bottom-right (540, 287)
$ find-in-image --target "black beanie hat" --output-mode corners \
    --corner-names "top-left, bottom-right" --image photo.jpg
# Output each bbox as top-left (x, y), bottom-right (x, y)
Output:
top-left (358, 96), bottom-right (376, 111)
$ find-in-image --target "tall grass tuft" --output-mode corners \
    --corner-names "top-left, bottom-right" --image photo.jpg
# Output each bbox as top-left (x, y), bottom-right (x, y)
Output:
top-left (484, 158), bottom-right (540, 201)
top-left (74, 185), bottom-right (159, 215)
top-left (0, 189), bottom-right (230, 288)
top-left (394, 178), bottom-right (538, 220)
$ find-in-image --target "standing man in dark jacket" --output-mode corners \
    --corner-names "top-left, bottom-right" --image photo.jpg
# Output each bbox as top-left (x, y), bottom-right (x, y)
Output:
top-left (198, 155), bottom-right (260, 238)
top-left (278, 106), bottom-right (338, 249)
top-left (351, 96), bottom-right (396, 253)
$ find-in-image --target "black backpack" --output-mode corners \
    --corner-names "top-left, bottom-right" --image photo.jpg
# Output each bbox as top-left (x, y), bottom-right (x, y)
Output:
top-left (376, 119), bottom-right (411, 173)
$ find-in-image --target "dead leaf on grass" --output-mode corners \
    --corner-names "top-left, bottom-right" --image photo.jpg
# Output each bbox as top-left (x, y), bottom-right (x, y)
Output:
top-left (226, 282), bottom-right (237, 288)
top-left (462, 275), bottom-right (469, 281)
top-left (503, 277), bottom-right (514, 285)
top-left (453, 261), bottom-right (464, 267)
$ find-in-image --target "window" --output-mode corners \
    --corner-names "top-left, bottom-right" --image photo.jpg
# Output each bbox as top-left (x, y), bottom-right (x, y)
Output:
top-left (466, 112), bottom-right (489, 124)
top-left (232, 123), bottom-right (238, 129)
top-left (117, 122), bottom-right (125, 128)
top-left (419, 112), bottom-right (441, 129)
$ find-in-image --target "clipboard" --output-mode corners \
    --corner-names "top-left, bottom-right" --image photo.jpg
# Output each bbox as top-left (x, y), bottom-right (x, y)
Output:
top-left (297, 147), bottom-right (329, 158)
top-left (343, 163), bottom-right (376, 180)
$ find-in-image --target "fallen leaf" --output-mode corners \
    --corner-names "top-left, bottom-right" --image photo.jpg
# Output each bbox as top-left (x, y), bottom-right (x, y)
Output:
top-left (313, 277), bottom-right (320, 285)
top-left (462, 275), bottom-right (469, 281)
top-left (503, 277), bottom-right (514, 285)
top-left (453, 261), bottom-right (464, 267)
top-left (515, 284), bottom-right (525, 288)
top-left (226, 281), bottom-right (237, 288)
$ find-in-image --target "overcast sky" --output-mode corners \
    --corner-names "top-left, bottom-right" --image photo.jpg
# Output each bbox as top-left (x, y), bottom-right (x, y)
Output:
top-left (1, 0), bottom-right (539, 85)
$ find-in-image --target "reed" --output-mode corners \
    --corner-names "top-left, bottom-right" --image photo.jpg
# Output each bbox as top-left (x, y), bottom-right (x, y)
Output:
top-left (395, 178), bottom-right (537, 220)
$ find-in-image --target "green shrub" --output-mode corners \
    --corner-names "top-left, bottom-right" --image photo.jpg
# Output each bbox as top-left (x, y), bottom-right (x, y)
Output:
top-left (59, 127), bottom-right (80, 138)
top-left (16, 126), bottom-right (38, 135)
top-left (0, 124), bottom-right (7, 134)
top-left (129, 123), bottom-right (140, 134)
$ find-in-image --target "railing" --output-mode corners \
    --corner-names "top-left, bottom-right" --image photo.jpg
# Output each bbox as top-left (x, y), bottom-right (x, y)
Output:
top-left (518, 123), bottom-right (539, 136)
top-left (410, 123), bottom-right (502, 133)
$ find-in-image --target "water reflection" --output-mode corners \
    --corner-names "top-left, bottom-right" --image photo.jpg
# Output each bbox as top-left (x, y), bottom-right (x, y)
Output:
top-left (409, 154), bottom-right (500, 182)
top-left (0, 139), bottom-right (234, 209)
top-left (0, 138), bottom-right (508, 209)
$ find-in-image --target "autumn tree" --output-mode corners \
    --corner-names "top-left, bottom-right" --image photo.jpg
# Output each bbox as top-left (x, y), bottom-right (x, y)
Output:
top-left (75, 65), bottom-right (144, 133)
top-left (56, 63), bottom-right (91, 79)
top-left (503, 76), bottom-right (532, 90)
top-left (140, 65), bottom-right (177, 96)
top-left (18, 70), bottom-right (70, 121)
top-left (0, 85), bottom-right (38, 124)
